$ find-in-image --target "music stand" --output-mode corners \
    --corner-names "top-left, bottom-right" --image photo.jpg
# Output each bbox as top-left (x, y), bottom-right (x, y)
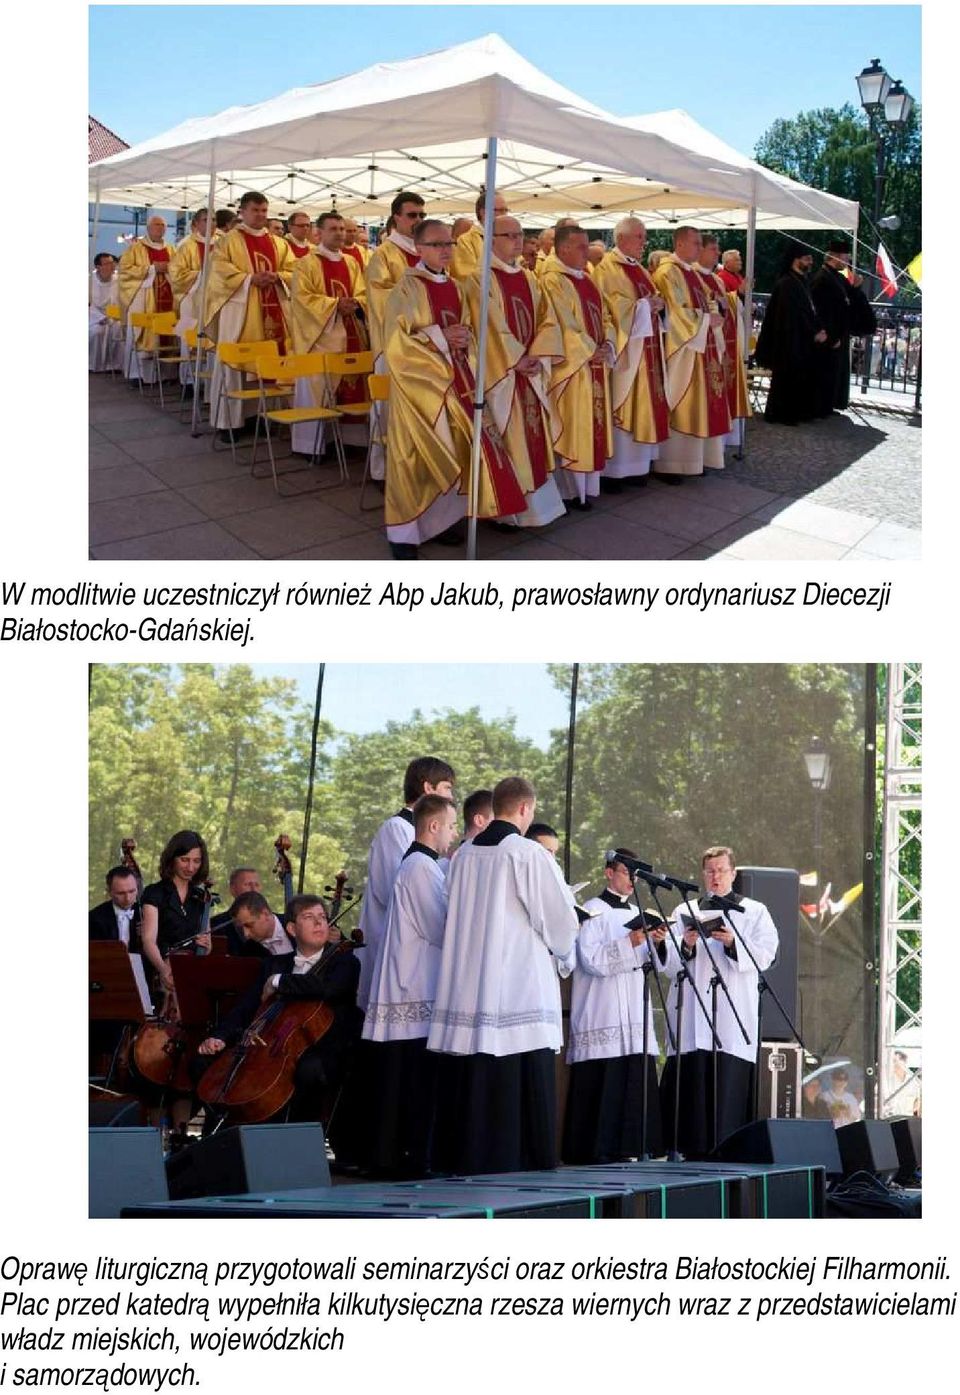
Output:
top-left (89, 942), bottom-right (151, 1090)
top-left (170, 955), bottom-right (261, 1030)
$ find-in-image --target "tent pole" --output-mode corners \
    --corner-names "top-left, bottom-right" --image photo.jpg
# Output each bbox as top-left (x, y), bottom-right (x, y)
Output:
top-left (90, 182), bottom-right (102, 268)
top-left (467, 135), bottom-right (498, 561)
top-left (191, 145), bottom-right (218, 436)
top-left (740, 184), bottom-right (757, 463)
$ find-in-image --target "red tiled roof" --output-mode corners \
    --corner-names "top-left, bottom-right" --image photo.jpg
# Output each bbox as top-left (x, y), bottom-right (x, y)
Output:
top-left (89, 116), bottom-right (128, 164)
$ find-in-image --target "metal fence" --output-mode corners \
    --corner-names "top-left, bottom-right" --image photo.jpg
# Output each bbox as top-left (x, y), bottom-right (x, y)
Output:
top-left (752, 293), bottom-right (922, 411)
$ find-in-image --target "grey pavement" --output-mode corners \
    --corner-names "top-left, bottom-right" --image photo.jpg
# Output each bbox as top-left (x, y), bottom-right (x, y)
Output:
top-left (89, 374), bottom-right (921, 562)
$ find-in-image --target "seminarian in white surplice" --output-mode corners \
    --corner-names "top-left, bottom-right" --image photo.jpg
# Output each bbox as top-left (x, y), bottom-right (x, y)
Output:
top-left (428, 777), bottom-right (579, 1174)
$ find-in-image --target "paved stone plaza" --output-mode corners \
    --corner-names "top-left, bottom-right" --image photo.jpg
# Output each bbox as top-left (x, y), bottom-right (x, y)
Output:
top-left (89, 375), bottom-right (920, 562)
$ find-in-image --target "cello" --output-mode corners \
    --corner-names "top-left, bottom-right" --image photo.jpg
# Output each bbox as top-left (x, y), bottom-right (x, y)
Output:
top-left (273, 833), bottom-right (295, 919)
top-left (197, 903), bottom-right (362, 1126)
top-left (129, 880), bottom-right (218, 1092)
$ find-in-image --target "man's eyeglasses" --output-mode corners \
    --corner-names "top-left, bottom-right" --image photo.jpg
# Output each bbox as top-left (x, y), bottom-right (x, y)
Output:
top-left (421, 240), bottom-right (455, 248)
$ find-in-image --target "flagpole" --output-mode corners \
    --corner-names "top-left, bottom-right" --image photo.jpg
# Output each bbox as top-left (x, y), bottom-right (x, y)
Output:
top-left (466, 136), bottom-right (498, 562)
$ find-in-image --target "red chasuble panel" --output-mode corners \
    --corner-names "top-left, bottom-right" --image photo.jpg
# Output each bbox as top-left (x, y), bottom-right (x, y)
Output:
top-left (706, 270), bottom-right (740, 417)
top-left (320, 256), bottom-right (368, 411)
top-left (569, 273), bottom-right (608, 472)
top-left (343, 245), bottom-right (365, 270)
top-left (287, 241), bottom-right (312, 259)
top-left (616, 261), bottom-right (670, 439)
top-left (492, 268), bottom-right (549, 487)
top-left (145, 244), bottom-right (174, 314)
top-left (674, 263), bottom-right (731, 436)
top-left (239, 230), bottom-right (287, 352)
top-left (420, 276), bottom-right (526, 518)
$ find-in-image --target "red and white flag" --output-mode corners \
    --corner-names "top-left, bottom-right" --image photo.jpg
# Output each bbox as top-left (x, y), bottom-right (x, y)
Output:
top-left (876, 241), bottom-right (898, 298)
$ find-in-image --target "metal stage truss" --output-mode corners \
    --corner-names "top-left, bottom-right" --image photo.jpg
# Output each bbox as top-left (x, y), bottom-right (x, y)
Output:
top-left (878, 662), bottom-right (922, 1117)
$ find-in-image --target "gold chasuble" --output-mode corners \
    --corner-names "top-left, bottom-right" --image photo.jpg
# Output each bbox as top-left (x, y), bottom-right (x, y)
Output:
top-left (169, 233), bottom-right (207, 308)
top-left (450, 224), bottom-right (483, 282)
top-left (652, 254), bottom-right (730, 473)
top-left (290, 250), bottom-right (367, 411)
top-left (285, 237), bottom-right (314, 260)
top-left (118, 238), bottom-right (176, 350)
top-left (364, 235), bottom-right (421, 360)
top-left (540, 267), bottom-right (614, 475)
top-left (383, 270), bottom-right (526, 527)
top-left (699, 267), bottom-right (751, 423)
top-left (202, 226), bottom-right (294, 349)
top-left (594, 250), bottom-right (670, 445)
top-left (462, 259), bottom-right (562, 495)
top-left (343, 243), bottom-right (369, 274)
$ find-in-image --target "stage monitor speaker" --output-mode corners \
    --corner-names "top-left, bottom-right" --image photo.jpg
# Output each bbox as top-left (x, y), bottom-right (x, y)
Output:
top-left (836, 1119), bottom-right (900, 1183)
top-left (889, 1116), bottom-right (922, 1184)
top-left (89, 1127), bottom-right (167, 1218)
top-left (88, 1096), bottom-right (142, 1128)
top-left (166, 1123), bottom-right (331, 1200)
top-left (734, 866), bottom-right (799, 1040)
top-left (712, 1117), bottom-right (842, 1177)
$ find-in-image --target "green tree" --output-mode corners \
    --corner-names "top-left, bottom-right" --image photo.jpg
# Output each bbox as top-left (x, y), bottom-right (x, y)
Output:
top-left (753, 102), bottom-right (922, 292)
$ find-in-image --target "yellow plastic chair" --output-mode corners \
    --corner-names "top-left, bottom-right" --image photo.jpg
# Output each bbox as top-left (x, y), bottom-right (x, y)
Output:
top-left (359, 374), bottom-right (390, 511)
top-left (176, 327), bottom-right (216, 422)
top-left (210, 340), bottom-right (293, 457)
top-left (124, 310), bottom-right (152, 388)
top-left (145, 311), bottom-right (183, 409)
top-left (251, 352), bottom-right (347, 496)
top-left (99, 303), bottom-right (123, 377)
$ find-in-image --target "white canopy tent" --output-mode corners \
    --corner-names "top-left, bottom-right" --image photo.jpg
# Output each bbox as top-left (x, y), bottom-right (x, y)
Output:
top-left (89, 34), bottom-right (858, 557)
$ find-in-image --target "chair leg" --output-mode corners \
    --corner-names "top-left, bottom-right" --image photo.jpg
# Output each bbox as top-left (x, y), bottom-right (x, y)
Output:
top-left (359, 402), bottom-right (382, 511)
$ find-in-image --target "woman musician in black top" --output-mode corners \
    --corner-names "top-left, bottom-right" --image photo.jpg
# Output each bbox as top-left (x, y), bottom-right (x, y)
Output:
top-left (140, 830), bottom-right (213, 994)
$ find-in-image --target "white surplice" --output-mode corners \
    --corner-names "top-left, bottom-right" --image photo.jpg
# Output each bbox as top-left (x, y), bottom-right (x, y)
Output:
top-left (89, 273), bottom-right (122, 371)
top-left (357, 811), bottom-right (415, 1010)
top-left (664, 896), bottom-right (778, 1063)
top-left (567, 893), bottom-right (676, 1062)
top-left (363, 846), bottom-right (448, 1043)
top-left (427, 826), bottom-right (579, 1057)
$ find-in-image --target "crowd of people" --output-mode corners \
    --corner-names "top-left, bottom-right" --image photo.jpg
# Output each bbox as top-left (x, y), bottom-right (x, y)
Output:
top-left (89, 190), bottom-right (757, 557)
top-left (89, 759), bottom-right (783, 1176)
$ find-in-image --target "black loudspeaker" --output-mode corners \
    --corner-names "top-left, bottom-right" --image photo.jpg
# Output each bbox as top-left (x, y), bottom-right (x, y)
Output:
top-left (712, 1117), bottom-right (842, 1177)
top-left (165, 1123), bottom-right (331, 1200)
top-left (836, 1120), bottom-right (900, 1183)
top-left (734, 866), bottom-right (799, 1040)
top-left (889, 1116), bottom-right (922, 1183)
top-left (89, 1096), bottom-right (142, 1128)
top-left (89, 1127), bottom-right (168, 1218)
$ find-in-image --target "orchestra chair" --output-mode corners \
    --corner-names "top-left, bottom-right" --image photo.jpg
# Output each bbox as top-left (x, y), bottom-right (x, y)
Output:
top-left (251, 352), bottom-right (347, 496)
top-left (210, 339), bottom-right (294, 463)
top-left (358, 373), bottom-right (390, 511)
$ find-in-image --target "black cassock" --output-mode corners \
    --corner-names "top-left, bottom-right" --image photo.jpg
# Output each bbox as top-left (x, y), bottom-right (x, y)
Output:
top-left (755, 271), bottom-right (825, 425)
top-left (810, 264), bottom-right (877, 413)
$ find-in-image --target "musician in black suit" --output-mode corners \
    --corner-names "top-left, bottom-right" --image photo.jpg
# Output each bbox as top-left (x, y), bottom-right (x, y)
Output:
top-left (89, 866), bottom-right (142, 954)
top-left (195, 895), bottom-right (361, 1124)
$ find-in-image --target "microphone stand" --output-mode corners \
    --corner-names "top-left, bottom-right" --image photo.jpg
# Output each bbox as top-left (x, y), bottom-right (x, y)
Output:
top-left (640, 874), bottom-right (720, 1161)
top-left (706, 892), bottom-right (809, 1124)
top-left (676, 886), bottom-right (751, 1153)
top-left (625, 885), bottom-right (675, 1160)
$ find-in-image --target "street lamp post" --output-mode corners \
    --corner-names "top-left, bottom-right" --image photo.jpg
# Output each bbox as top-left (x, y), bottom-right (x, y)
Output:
top-left (855, 60), bottom-right (916, 393)
top-left (803, 737), bottom-right (832, 1055)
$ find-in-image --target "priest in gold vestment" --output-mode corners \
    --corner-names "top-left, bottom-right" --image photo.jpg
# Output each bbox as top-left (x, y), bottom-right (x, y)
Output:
top-left (118, 215), bottom-right (177, 384)
top-left (462, 216), bottom-right (565, 529)
top-left (593, 217), bottom-right (670, 483)
top-left (540, 225), bottom-right (615, 507)
top-left (449, 189), bottom-right (508, 282)
top-left (651, 226), bottom-right (730, 479)
top-left (170, 208), bottom-right (213, 387)
top-left (289, 211), bottom-right (367, 456)
top-left (203, 191), bottom-right (294, 432)
top-left (364, 192), bottom-right (426, 482)
top-left (697, 233), bottom-right (751, 452)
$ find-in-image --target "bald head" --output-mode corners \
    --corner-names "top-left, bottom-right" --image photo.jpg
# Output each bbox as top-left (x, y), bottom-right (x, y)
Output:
top-left (674, 225), bottom-right (702, 264)
top-left (492, 215), bottom-right (524, 265)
